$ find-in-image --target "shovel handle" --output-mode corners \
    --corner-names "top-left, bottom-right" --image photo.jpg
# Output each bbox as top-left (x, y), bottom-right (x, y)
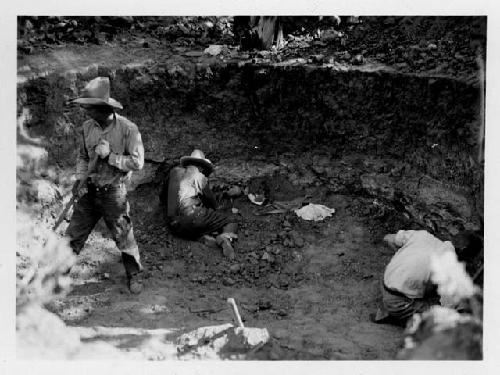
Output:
top-left (53, 154), bottom-right (99, 231)
top-left (227, 298), bottom-right (245, 328)
top-left (52, 195), bottom-right (77, 231)
top-left (472, 264), bottom-right (484, 282)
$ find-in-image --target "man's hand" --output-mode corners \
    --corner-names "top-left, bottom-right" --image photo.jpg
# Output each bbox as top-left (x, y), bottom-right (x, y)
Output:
top-left (95, 139), bottom-right (110, 159)
top-left (72, 179), bottom-right (87, 198)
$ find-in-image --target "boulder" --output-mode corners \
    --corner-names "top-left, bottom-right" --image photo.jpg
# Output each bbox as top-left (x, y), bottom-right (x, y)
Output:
top-left (176, 323), bottom-right (270, 359)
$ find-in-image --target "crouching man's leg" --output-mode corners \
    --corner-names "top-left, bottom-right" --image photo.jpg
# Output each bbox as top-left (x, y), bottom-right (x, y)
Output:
top-left (375, 285), bottom-right (437, 327)
top-left (216, 222), bottom-right (238, 260)
top-left (102, 185), bottom-right (144, 294)
top-left (186, 208), bottom-right (239, 260)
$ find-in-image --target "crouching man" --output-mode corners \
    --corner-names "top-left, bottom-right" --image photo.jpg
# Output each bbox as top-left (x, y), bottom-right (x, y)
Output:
top-left (159, 149), bottom-right (238, 259)
top-left (373, 229), bottom-right (481, 326)
top-left (66, 77), bottom-right (145, 294)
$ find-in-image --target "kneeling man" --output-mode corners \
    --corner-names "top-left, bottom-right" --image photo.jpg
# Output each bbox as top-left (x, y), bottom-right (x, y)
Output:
top-left (160, 149), bottom-right (238, 259)
top-left (374, 229), bottom-right (481, 325)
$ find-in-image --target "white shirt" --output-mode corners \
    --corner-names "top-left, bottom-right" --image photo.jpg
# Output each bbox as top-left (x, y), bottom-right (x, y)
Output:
top-left (384, 230), bottom-right (455, 298)
top-left (178, 166), bottom-right (207, 208)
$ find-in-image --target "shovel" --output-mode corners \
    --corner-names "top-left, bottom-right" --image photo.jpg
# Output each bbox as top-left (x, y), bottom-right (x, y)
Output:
top-left (53, 154), bottom-right (99, 231)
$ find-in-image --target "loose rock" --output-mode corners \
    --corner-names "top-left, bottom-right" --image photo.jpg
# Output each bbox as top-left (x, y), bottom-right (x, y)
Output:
top-left (223, 277), bottom-right (236, 286)
top-left (204, 44), bottom-right (223, 56)
top-left (352, 54), bottom-right (364, 65)
top-left (229, 264), bottom-right (241, 273)
top-left (227, 185), bottom-right (242, 197)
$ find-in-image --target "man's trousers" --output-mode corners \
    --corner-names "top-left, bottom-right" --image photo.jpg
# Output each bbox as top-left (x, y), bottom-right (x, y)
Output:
top-left (66, 183), bottom-right (142, 278)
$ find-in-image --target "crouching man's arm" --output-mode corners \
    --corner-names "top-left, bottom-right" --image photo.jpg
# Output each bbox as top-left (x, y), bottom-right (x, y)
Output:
top-left (200, 183), bottom-right (218, 209)
top-left (383, 233), bottom-right (399, 251)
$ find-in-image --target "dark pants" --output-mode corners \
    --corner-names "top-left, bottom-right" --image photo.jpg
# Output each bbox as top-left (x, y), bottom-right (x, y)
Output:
top-left (65, 183), bottom-right (142, 278)
top-left (381, 283), bottom-right (440, 323)
top-left (168, 206), bottom-right (237, 240)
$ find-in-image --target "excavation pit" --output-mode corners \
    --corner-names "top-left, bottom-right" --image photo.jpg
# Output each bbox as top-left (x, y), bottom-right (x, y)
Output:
top-left (17, 30), bottom-right (483, 359)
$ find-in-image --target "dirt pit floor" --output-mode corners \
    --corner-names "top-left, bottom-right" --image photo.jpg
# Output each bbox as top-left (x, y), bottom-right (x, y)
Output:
top-left (47, 176), bottom-right (406, 360)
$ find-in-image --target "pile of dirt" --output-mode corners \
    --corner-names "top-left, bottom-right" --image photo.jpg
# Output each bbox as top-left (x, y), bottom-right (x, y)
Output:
top-left (345, 16), bottom-right (486, 78)
top-left (17, 16), bottom-right (234, 55)
top-left (17, 16), bottom-right (486, 80)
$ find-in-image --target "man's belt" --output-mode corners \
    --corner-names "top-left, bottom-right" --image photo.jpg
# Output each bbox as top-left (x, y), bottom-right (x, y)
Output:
top-left (87, 179), bottom-right (123, 193)
top-left (383, 283), bottom-right (410, 299)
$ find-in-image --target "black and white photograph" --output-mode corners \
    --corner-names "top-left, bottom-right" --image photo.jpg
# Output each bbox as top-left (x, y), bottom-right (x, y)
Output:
top-left (3, 0), bottom-right (499, 371)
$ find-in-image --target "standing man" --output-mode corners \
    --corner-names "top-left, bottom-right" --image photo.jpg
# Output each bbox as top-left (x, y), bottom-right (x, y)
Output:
top-left (66, 77), bottom-right (145, 294)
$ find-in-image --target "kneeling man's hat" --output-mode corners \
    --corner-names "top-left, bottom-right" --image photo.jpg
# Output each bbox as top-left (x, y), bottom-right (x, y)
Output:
top-left (180, 149), bottom-right (214, 176)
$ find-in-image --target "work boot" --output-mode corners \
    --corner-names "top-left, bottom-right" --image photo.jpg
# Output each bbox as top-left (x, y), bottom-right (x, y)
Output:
top-left (216, 233), bottom-right (236, 260)
top-left (128, 273), bottom-right (143, 294)
top-left (370, 308), bottom-right (406, 327)
top-left (201, 234), bottom-right (218, 249)
top-left (370, 307), bottom-right (392, 324)
top-left (221, 238), bottom-right (235, 260)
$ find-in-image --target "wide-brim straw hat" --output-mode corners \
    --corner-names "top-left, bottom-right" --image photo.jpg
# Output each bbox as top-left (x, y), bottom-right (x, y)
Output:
top-left (72, 77), bottom-right (123, 109)
top-left (180, 149), bottom-right (214, 176)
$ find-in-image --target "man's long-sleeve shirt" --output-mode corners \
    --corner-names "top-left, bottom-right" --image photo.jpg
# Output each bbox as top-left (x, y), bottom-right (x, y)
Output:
top-left (76, 114), bottom-right (144, 187)
top-left (160, 166), bottom-right (217, 217)
top-left (384, 230), bottom-right (455, 299)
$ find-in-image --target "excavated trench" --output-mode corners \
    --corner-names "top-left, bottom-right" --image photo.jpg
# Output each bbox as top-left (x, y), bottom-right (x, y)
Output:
top-left (17, 56), bottom-right (483, 359)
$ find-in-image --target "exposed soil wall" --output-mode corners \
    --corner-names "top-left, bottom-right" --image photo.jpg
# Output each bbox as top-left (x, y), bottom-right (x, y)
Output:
top-left (17, 59), bottom-right (483, 239)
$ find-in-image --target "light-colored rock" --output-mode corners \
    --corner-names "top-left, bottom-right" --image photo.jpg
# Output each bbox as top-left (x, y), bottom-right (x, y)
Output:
top-left (176, 324), bottom-right (270, 359)
top-left (17, 144), bottom-right (48, 176)
top-left (224, 326), bottom-right (270, 351)
top-left (204, 45), bottom-right (224, 56)
top-left (31, 179), bottom-right (61, 204)
top-left (295, 203), bottom-right (335, 221)
top-left (129, 74), bottom-right (154, 91)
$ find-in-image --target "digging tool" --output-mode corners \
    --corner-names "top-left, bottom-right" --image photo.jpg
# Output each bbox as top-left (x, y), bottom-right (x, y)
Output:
top-left (472, 264), bottom-right (484, 282)
top-left (53, 154), bottom-right (99, 231)
top-left (227, 298), bottom-right (245, 328)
